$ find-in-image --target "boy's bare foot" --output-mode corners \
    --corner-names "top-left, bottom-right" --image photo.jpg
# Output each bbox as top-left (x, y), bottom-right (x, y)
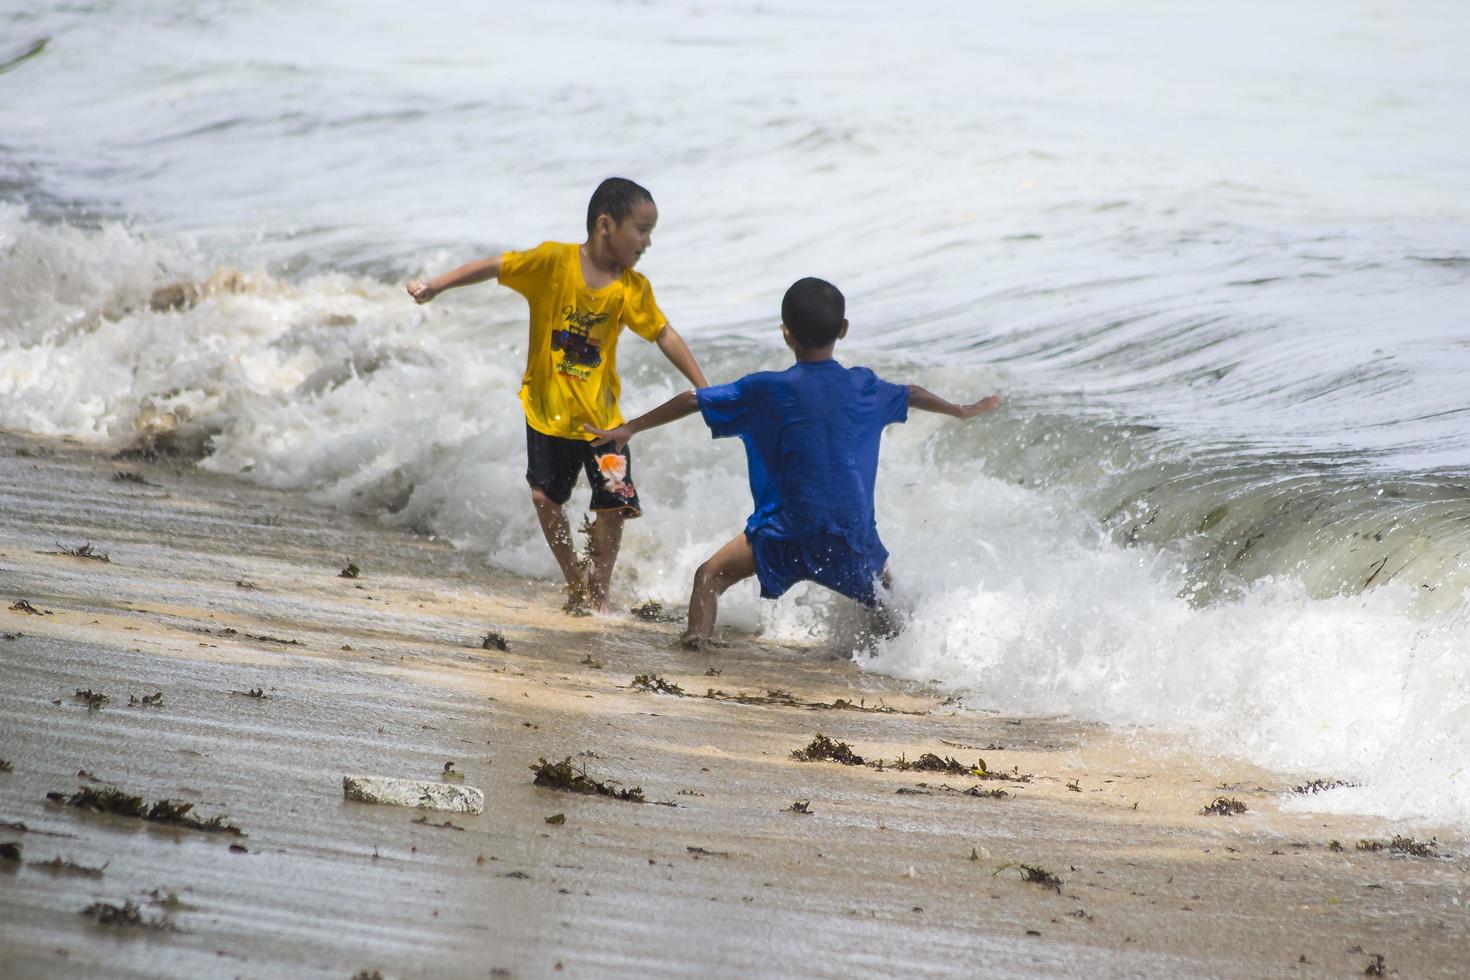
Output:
top-left (562, 584), bottom-right (592, 617)
top-left (678, 631), bottom-right (730, 652)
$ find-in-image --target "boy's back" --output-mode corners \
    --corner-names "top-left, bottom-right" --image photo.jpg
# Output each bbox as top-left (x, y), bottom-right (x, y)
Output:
top-left (584, 275), bottom-right (999, 646)
top-left (699, 359), bottom-right (908, 549)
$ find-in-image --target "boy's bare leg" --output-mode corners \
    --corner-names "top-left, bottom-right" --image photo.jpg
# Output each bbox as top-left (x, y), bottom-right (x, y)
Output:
top-left (683, 532), bottom-right (757, 648)
top-left (530, 489), bottom-right (586, 606)
top-left (586, 510), bottom-right (626, 612)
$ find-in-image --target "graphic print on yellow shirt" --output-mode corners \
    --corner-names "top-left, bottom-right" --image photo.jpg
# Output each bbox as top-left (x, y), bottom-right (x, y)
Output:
top-left (497, 241), bottom-right (667, 441)
top-left (553, 305), bottom-right (608, 381)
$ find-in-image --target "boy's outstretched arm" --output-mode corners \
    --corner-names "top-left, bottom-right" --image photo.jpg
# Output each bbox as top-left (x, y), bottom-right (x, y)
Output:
top-left (584, 390), bottom-right (701, 450)
top-left (908, 385), bottom-right (1002, 419)
top-left (653, 325), bottom-right (710, 388)
top-left (406, 256), bottom-right (503, 304)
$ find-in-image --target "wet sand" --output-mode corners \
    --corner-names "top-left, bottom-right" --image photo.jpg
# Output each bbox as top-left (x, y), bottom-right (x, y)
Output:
top-left (1, 430), bottom-right (1466, 979)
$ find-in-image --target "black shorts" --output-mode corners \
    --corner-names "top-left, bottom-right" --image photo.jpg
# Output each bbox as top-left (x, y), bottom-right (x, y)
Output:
top-left (524, 423), bottom-right (641, 517)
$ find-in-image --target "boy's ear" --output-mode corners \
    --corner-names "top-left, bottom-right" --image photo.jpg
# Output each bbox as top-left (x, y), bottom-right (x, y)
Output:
top-left (837, 318), bottom-right (849, 340)
top-left (593, 212), bottom-right (615, 237)
top-left (780, 322), bottom-right (796, 349)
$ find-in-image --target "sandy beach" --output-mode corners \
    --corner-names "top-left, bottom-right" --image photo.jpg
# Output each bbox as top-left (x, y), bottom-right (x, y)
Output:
top-left (0, 429), bottom-right (1466, 979)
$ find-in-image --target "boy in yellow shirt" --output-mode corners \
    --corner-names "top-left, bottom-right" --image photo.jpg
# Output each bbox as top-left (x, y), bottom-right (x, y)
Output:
top-left (407, 178), bottom-right (708, 613)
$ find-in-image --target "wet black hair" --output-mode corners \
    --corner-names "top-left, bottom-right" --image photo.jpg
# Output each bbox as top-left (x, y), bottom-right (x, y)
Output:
top-left (586, 177), bottom-right (654, 234)
top-left (781, 277), bottom-right (846, 349)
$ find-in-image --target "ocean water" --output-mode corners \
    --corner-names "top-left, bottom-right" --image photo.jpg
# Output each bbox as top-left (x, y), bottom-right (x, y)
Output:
top-left (3, 1), bottom-right (1469, 827)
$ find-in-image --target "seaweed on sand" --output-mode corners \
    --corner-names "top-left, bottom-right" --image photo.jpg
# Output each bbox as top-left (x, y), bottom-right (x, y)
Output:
top-left (200, 626), bottom-right (300, 646)
top-left (33, 856), bottom-right (106, 877)
top-left (145, 799), bottom-right (243, 836)
top-left (47, 786), bottom-right (242, 835)
top-left (789, 800), bottom-right (813, 814)
top-left (993, 863), bottom-right (1063, 893)
top-left (128, 691), bottom-right (164, 707)
top-left (9, 599), bottom-right (49, 615)
top-left (703, 687), bottom-right (919, 715)
top-left (47, 786), bottom-right (148, 819)
top-left (0, 841), bottom-right (19, 862)
top-left (412, 816), bottom-right (465, 831)
top-left (530, 757), bottom-right (645, 803)
top-left (339, 562), bottom-right (361, 578)
top-left (112, 471), bottom-right (154, 485)
top-left (81, 900), bottom-right (175, 930)
top-left (1201, 797), bottom-right (1248, 816)
top-left (47, 542), bottom-right (110, 562)
top-left (791, 734), bottom-right (865, 766)
top-left (1292, 778), bottom-right (1358, 795)
top-left (0, 759), bottom-right (12, 772)
top-left (73, 688), bottom-right (110, 710)
top-left (933, 782), bottom-right (1010, 800)
top-left (481, 631), bottom-right (509, 651)
top-left (630, 599), bottom-right (682, 623)
top-left (1355, 836), bottom-right (1437, 858)
top-left (790, 736), bottom-right (1032, 784)
top-left (631, 674), bottom-right (685, 696)
top-left (883, 753), bottom-right (982, 775)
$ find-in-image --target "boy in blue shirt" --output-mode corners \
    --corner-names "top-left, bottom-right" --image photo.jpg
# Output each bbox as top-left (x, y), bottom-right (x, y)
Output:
top-left (586, 276), bottom-right (1001, 648)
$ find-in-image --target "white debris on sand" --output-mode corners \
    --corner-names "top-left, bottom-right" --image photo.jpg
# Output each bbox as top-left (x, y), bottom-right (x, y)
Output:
top-left (342, 774), bottom-right (485, 814)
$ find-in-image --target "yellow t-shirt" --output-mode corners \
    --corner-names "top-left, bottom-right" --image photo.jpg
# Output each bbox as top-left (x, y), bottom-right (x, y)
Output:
top-left (498, 241), bottom-right (667, 441)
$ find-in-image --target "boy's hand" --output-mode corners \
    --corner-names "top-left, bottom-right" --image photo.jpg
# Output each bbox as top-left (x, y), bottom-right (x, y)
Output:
top-left (406, 278), bottom-right (437, 304)
top-left (583, 423), bottom-right (633, 450)
top-left (957, 394), bottom-right (1001, 419)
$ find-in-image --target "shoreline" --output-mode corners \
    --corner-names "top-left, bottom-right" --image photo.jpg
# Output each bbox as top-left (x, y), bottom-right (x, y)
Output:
top-left (1, 429), bottom-right (1466, 978)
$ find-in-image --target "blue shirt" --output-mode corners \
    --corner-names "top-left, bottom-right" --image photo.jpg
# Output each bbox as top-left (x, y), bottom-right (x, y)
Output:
top-left (696, 360), bottom-right (910, 550)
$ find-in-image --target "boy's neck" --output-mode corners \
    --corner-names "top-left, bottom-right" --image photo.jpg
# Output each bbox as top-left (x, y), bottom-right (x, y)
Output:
top-left (580, 239), bottom-right (622, 278)
top-left (792, 344), bottom-right (837, 364)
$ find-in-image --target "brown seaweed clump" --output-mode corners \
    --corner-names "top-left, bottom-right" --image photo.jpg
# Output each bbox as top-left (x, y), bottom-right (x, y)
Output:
top-left (34, 856), bottom-right (106, 877)
top-left (791, 734), bottom-right (865, 766)
top-left (1356, 836), bottom-right (1437, 858)
top-left (630, 599), bottom-right (680, 622)
top-left (47, 786), bottom-right (241, 835)
top-left (1292, 778), bottom-right (1358, 795)
top-left (1200, 797), bottom-right (1248, 816)
top-left (73, 689), bottom-right (110, 710)
top-left (630, 674), bottom-right (685, 696)
top-left (81, 900), bottom-right (175, 930)
top-left (51, 542), bottom-right (110, 562)
top-left (993, 862), bottom-right (1063, 893)
top-left (145, 799), bottom-right (243, 836)
top-left (47, 786), bottom-right (147, 819)
top-left (530, 757), bottom-right (645, 803)
top-left (703, 687), bottom-right (915, 715)
top-left (883, 752), bottom-right (987, 776)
